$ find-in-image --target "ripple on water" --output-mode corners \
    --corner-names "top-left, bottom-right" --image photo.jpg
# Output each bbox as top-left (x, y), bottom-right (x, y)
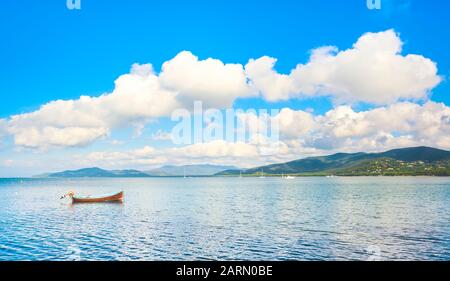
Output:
top-left (0, 177), bottom-right (449, 260)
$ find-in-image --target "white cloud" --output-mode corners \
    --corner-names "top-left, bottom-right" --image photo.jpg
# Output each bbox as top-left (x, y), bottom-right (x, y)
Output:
top-left (4, 63), bottom-right (179, 148)
top-left (159, 51), bottom-right (253, 108)
top-left (79, 138), bottom-right (291, 169)
top-left (279, 101), bottom-right (450, 151)
top-left (0, 30), bottom-right (444, 149)
top-left (274, 108), bottom-right (315, 138)
top-left (11, 126), bottom-right (109, 149)
top-left (233, 101), bottom-right (450, 154)
top-left (326, 102), bottom-right (450, 142)
top-left (1, 52), bottom-right (253, 149)
top-left (171, 140), bottom-right (259, 158)
top-left (245, 56), bottom-right (295, 101)
top-left (246, 29), bottom-right (441, 104)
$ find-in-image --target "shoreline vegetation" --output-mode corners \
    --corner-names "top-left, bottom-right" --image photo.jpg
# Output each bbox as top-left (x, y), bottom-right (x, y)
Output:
top-left (14, 146), bottom-right (450, 179)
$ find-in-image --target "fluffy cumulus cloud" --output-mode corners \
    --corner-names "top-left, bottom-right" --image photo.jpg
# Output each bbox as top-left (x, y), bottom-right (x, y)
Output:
top-left (274, 108), bottom-right (316, 138)
top-left (274, 101), bottom-right (450, 152)
top-left (229, 100), bottom-right (450, 159)
top-left (0, 30), bottom-right (444, 150)
top-left (246, 29), bottom-right (441, 104)
top-left (1, 52), bottom-right (254, 149)
top-left (159, 51), bottom-right (253, 108)
top-left (4, 63), bottom-right (179, 148)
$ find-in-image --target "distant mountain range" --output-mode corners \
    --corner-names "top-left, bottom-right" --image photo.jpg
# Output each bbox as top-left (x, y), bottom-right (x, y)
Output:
top-left (39, 167), bottom-right (150, 178)
top-left (217, 147), bottom-right (450, 176)
top-left (145, 164), bottom-right (238, 176)
top-left (37, 165), bottom-right (238, 178)
top-left (35, 147), bottom-right (450, 178)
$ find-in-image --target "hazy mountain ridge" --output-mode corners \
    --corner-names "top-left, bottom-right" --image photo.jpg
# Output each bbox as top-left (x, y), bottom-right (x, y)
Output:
top-left (145, 164), bottom-right (238, 176)
top-left (217, 147), bottom-right (450, 176)
top-left (34, 147), bottom-right (450, 178)
top-left (43, 167), bottom-right (150, 178)
top-left (37, 165), bottom-right (238, 178)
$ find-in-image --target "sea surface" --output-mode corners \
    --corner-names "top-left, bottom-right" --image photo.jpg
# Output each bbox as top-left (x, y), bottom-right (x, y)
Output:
top-left (0, 177), bottom-right (449, 261)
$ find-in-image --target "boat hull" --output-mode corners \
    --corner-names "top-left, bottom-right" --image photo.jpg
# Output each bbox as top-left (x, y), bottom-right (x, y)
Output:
top-left (72, 191), bottom-right (123, 203)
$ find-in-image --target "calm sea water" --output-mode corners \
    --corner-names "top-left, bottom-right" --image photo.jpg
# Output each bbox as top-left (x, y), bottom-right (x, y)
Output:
top-left (0, 177), bottom-right (449, 261)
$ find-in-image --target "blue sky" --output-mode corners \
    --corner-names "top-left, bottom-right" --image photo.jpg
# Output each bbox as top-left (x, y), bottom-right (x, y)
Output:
top-left (0, 0), bottom-right (449, 176)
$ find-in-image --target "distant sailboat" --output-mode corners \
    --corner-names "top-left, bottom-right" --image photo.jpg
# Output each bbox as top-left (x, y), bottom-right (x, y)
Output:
top-left (183, 167), bottom-right (187, 179)
top-left (259, 169), bottom-right (265, 178)
top-left (282, 173), bottom-right (295, 179)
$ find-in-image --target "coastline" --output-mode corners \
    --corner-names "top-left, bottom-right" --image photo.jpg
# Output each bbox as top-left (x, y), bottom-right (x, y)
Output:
top-left (2, 175), bottom-right (450, 180)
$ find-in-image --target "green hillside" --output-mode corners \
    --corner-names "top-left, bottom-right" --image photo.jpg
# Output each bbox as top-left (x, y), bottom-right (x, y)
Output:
top-left (218, 147), bottom-right (450, 176)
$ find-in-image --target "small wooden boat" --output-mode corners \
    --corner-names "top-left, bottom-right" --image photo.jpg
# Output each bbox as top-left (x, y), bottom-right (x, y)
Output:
top-left (62, 191), bottom-right (124, 203)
